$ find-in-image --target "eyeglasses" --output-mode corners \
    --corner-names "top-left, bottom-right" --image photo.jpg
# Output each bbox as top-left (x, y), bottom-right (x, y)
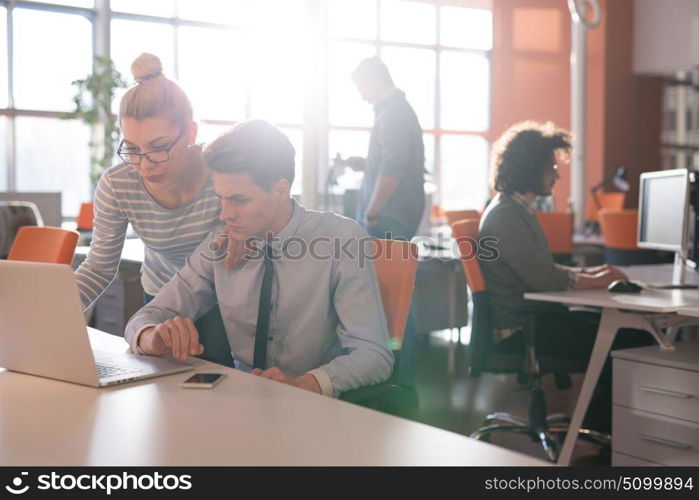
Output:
top-left (117, 128), bottom-right (186, 166)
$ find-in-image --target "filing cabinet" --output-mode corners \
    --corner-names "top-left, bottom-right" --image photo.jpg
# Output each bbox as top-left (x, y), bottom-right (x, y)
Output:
top-left (93, 268), bottom-right (144, 336)
top-left (611, 342), bottom-right (699, 466)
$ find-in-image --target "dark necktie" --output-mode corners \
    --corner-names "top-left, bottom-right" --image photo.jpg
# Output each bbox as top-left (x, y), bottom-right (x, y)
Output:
top-left (253, 244), bottom-right (274, 370)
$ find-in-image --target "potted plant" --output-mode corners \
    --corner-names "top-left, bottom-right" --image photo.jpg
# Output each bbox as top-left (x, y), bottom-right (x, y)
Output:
top-left (66, 56), bottom-right (127, 189)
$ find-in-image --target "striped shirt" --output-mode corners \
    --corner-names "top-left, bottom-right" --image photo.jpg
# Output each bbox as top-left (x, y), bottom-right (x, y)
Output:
top-left (74, 162), bottom-right (221, 309)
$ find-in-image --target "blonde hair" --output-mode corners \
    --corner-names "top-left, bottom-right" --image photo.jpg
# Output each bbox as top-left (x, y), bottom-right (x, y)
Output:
top-left (119, 53), bottom-right (193, 127)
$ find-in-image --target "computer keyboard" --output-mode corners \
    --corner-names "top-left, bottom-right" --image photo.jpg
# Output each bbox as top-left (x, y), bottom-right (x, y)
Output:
top-left (96, 363), bottom-right (144, 379)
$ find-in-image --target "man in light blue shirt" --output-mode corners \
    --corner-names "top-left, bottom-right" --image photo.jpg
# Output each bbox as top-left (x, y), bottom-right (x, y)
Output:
top-left (125, 120), bottom-right (393, 397)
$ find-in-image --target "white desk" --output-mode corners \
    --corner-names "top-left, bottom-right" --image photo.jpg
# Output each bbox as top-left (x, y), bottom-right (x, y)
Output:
top-left (0, 329), bottom-right (547, 466)
top-left (677, 306), bottom-right (699, 318)
top-left (524, 264), bottom-right (699, 466)
top-left (75, 238), bottom-right (144, 265)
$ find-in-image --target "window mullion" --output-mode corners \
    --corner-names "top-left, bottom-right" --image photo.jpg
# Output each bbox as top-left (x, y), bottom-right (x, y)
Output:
top-left (7, 0), bottom-right (14, 190)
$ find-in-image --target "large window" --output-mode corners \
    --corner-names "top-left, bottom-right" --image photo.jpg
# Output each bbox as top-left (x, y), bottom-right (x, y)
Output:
top-left (326, 0), bottom-right (492, 211)
top-left (109, 0), bottom-right (306, 195)
top-left (0, 1), bottom-right (93, 216)
top-left (0, 0), bottom-right (492, 218)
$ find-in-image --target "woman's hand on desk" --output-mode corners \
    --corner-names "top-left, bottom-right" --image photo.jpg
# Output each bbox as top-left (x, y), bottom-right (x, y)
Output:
top-left (138, 317), bottom-right (205, 361)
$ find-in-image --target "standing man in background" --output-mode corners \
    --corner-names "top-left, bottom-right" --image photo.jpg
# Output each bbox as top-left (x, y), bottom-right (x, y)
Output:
top-left (348, 56), bottom-right (426, 389)
top-left (349, 57), bottom-right (426, 241)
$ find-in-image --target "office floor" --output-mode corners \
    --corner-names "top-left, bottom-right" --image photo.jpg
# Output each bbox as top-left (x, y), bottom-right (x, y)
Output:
top-left (411, 331), bottom-right (607, 466)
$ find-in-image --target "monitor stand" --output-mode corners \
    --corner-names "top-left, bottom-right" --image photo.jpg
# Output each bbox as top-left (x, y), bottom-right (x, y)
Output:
top-left (648, 253), bottom-right (698, 289)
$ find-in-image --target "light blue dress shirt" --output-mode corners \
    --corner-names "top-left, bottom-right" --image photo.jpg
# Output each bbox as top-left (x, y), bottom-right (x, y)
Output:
top-left (124, 201), bottom-right (394, 396)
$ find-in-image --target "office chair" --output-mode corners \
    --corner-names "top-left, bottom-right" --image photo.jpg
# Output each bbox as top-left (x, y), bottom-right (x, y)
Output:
top-left (445, 209), bottom-right (480, 227)
top-left (598, 209), bottom-right (672, 265)
top-left (193, 239), bottom-right (420, 401)
top-left (194, 305), bottom-right (235, 368)
top-left (585, 192), bottom-right (625, 224)
top-left (452, 219), bottom-right (609, 462)
top-left (535, 211), bottom-right (574, 265)
top-left (0, 201), bottom-right (43, 258)
top-left (76, 202), bottom-right (94, 231)
top-left (8, 226), bottom-right (79, 265)
top-left (340, 239), bottom-right (419, 416)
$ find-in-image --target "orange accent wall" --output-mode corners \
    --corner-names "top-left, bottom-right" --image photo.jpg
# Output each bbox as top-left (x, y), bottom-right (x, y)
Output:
top-left (491, 0), bottom-right (635, 212)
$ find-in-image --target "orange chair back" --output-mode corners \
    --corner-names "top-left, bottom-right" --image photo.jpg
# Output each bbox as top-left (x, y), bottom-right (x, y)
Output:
top-left (598, 209), bottom-right (639, 250)
top-left (586, 192), bottom-right (625, 223)
top-left (430, 204), bottom-right (445, 223)
top-left (451, 219), bottom-right (486, 293)
top-left (445, 209), bottom-right (480, 227)
top-left (371, 239), bottom-right (418, 350)
top-left (76, 202), bottom-right (94, 230)
top-left (7, 226), bottom-right (79, 265)
top-left (535, 211), bottom-right (573, 254)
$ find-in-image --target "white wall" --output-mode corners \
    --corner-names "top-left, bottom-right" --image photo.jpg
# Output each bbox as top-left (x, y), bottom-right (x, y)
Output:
top-left (634, 0), bottom-right (699, 74)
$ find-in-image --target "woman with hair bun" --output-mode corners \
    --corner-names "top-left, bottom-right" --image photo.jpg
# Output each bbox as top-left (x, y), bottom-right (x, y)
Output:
top-left (75, 53), bottom-right (221, 314)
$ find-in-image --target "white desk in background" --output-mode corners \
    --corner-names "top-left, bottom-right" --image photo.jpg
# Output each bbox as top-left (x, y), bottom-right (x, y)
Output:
top-left (0, 329), bottom-right (547, 467)
top-left (74, 237), bottom-right (144, 265)
top-left (416, 241), bottom-right (468, 373)
top-left (677, 305), bottom-right (699, 318)
top-left (524, 264), bottom-right (699, 466)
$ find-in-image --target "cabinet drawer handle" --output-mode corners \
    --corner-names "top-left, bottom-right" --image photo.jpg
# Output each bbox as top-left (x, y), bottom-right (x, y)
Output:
top-left (641, 434), bottom-right (691, 450)
top-left (641, 386), bottom-right (692, 399)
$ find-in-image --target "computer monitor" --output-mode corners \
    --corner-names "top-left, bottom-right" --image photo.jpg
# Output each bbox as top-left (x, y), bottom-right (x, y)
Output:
top-left (638, 168), bottom-right (690, 285)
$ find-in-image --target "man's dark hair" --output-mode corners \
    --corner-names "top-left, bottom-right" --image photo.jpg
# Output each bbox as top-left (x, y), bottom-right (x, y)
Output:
top-left (202, 120), bottom-right (295, 190)
top-left (491, 121), bottom-right (572, 194)
top-left (351, 56), bottom-right (394, 86)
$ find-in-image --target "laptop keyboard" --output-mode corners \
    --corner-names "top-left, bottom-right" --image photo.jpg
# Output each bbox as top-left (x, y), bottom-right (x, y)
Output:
top-left (96, 362), bottom-right (144, 379)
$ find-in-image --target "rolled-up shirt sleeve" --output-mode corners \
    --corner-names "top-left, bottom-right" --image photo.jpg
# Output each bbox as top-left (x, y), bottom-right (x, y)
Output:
top-left (124, 232), bottom-right (219, 351)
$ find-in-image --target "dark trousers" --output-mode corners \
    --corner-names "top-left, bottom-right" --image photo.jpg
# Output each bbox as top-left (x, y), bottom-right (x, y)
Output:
top-left (143, 294), bottom-right (235, 368)
top-left (366, 215), bottom-right (418, 387)
top-left (495, 309), bottom-right (655, 433)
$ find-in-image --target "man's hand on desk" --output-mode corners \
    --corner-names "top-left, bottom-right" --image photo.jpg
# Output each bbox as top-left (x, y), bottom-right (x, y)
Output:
top-left (575, 266), bottom-right (628, 290)
top-left (251, 367), bottom-right (322, 394)
top-left (138, 317), bottom-right (205, 361)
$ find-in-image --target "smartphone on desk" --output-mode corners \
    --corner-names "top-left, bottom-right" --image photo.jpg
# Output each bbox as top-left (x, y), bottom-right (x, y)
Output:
top-left (180, 373), bottom-right (226, 389)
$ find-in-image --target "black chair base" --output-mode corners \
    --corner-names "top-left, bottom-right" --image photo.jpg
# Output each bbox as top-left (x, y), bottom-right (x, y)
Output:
top-left (470, 417), bottom-right (610, 463)
top-left (470, 391), bottom-right (610, 463)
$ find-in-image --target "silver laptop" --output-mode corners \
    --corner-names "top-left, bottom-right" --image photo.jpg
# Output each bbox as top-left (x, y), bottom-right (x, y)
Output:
top-left (0, 260), bottom-right (193, 387)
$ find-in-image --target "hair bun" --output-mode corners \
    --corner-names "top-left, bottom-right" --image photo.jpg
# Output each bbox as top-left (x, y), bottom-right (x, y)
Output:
top-left (131, 53), bottom-right (164, 84)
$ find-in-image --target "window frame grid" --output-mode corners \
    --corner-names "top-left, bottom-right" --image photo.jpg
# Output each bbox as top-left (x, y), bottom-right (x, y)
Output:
top-left (325, 0), bottom-right (493, 208)
top-left (0, 0), bottom-right (492, 217)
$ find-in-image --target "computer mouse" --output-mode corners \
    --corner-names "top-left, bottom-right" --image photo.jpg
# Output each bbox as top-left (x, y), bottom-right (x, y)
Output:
top-left (608, 280), bottom-right (643, 293)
